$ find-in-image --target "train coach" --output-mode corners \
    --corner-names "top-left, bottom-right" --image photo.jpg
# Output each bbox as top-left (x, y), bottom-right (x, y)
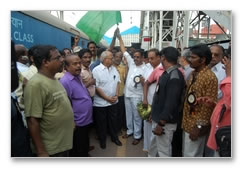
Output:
top-left (11, 11), bottom-right (108, 50)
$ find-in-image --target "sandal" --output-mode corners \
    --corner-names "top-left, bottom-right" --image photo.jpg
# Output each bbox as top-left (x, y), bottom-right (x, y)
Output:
top-left (132, 139), bottom-right (140, 145)
top-left (122, 133), bottom-right (132, 139)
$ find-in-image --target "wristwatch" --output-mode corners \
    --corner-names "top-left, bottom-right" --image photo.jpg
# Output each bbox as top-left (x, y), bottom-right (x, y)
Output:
top-left (197, 124), bottom-right (202, 129)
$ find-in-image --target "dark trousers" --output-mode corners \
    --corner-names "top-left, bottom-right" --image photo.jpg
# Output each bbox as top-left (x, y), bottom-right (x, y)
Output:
top-left (172, 111), bottom-right (183, 157)
top-left (172, 127), bottom-right (183, 157)
top-left (93, 104), bottom-right (119, 144)
top-left (70, 124), bottom-right (91, 157)
top-left (50, 150), bottom-right (70, 157)
top-left (117, 96), bottom-right (127, 132)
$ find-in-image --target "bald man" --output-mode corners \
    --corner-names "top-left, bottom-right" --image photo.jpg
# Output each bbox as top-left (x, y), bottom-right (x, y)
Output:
top-left (60, 54), bottom-right (93, 157)
top-left (92, 51), bottom-right (122, 149)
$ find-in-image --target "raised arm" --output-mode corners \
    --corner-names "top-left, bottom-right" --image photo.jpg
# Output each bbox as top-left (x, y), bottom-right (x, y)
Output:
top-left (107, 28), bottom-right (118, 52)
top-left (117, 28), bottom-right (133, 66)
top-left (116, 28), bottom-right (126, 54)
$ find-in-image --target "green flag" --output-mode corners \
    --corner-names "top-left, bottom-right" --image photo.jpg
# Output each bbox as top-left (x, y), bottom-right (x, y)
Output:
top-left (76, 11), bottom-right (122, 44)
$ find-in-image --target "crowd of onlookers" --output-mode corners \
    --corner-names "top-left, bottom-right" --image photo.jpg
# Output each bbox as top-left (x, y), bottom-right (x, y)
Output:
top-left (11, 28), bottom-right (231, 157)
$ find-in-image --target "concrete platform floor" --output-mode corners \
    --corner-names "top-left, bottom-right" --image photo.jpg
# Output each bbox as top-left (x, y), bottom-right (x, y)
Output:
top-left (88, 129), bottom-right (147, 158)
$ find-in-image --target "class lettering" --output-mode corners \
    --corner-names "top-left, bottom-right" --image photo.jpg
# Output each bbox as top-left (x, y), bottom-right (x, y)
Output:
top-left (13, 31), bottom-right (34, 43)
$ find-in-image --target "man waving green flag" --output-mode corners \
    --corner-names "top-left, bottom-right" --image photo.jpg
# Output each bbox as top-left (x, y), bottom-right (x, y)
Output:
top-left (76, 11), bottom-right (122, 44)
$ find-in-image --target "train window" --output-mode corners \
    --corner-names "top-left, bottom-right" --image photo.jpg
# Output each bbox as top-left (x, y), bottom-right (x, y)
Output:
top-left (71, 36), bottom-right (75, 48)
top-left (81, 40), bottom-right (85, 48)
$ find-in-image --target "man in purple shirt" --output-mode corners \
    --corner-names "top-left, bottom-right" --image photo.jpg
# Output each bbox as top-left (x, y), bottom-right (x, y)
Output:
top-left (60, 54), bottom-right (93, 157)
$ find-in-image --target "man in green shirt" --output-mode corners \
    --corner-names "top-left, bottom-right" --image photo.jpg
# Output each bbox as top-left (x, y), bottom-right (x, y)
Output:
top-left (24, 45), bottom-right (74, 157)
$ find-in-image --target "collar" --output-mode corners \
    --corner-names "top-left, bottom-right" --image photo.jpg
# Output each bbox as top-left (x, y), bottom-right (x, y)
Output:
top-left (156, 63), bottom-right (163, 70)
top-left (166, 65), bottom-right (177, 74)
top-left (100, 63), bottom-right (113, 71)
top-left (184, 64), bottom-right (190, 70)
top-left (100, 63), bottom-right (107, 70)
top-left (17, 62), bottom-right (28, 67)
top-left (65, 71), bottom-right (80, 81)
top-left (212, 62), bottom-right (224, 72)
top-left (137, 62), bottom-right (145, 68)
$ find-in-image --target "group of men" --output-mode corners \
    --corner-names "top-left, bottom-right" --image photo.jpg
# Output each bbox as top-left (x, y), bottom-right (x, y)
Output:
top-left (11, 27), bottom-right (231, 158)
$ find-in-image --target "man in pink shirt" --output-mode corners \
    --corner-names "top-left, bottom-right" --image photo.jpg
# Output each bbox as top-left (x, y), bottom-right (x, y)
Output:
top-left (147, 66), bottom-right (164, 84)
top-left (142, 48), bottom-right (162, 152)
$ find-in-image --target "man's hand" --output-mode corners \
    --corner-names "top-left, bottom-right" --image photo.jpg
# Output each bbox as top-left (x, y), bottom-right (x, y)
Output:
top-left (142, 99), bottom-right (148, 109)
top-left (123, 57), bottom-right (128, 66)
top-left (147, 115), bottom-right (152, 123)
top-left (189, 126), bottom-right (201, 141)
top-left (89, 78), bottom-right (96, 86)
top-left (152, 124), bottom-right (165, 136)
top-left (107, 96), bottom-right (118, 104)
top-left (140, 76), bottom-right (145, 86)
top-left (222, 56), bottom-right (231, 77)
top-left (197, 96), bottom-right (216, 108)
top-left (111, 95), bottom-right (118, 102)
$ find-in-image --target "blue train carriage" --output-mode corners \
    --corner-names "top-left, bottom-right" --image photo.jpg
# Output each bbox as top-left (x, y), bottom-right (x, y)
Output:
top-left (11, 11), bottom-right (108, 50)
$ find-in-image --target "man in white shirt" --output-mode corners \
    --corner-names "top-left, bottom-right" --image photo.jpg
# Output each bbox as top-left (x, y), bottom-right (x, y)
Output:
top-left (117, 28), bottom-right (146, 145)
top-left (92, 50), bottom-right (122, 149)
top-left (209, 44), bottom-right (226, 99)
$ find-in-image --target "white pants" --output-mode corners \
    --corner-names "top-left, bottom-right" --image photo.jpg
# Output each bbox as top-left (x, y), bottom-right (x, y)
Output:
top-left (182, 131), bottom-right (206, 157)
top-left (148, 121), bottom-right (177, 157)
top-left (124, 97), bottom-right (143, 139)
top-left (143, 120), bottom-right (153, 151)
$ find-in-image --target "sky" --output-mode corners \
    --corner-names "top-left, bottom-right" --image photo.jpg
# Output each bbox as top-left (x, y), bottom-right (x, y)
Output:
top-left (51, 11), bottom-right (141, 38)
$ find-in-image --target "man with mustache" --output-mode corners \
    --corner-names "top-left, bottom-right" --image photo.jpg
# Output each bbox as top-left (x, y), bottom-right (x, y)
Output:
top-left (117, 28), bottom-right (146, 145)
top-left (60, 54), bottom-right (93, 157)
top-left (79, 49), bottom-right (96, 98)
top-left (182, 44), bottom-right (218, 157)
top-left (24, 45), bottom-right (74, 157)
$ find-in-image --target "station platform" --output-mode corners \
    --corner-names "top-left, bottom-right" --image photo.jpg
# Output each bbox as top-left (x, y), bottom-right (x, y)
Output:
top-left (89, 129), bottom-right (147, 158)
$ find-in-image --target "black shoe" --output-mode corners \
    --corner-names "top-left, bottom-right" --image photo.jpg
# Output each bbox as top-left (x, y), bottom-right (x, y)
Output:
top-left (112, 139), bottom-right (122, 146)
top-left (89, 145), bottom-right (95, 152)
top-left (100, 142), bottom-right (106, 149)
